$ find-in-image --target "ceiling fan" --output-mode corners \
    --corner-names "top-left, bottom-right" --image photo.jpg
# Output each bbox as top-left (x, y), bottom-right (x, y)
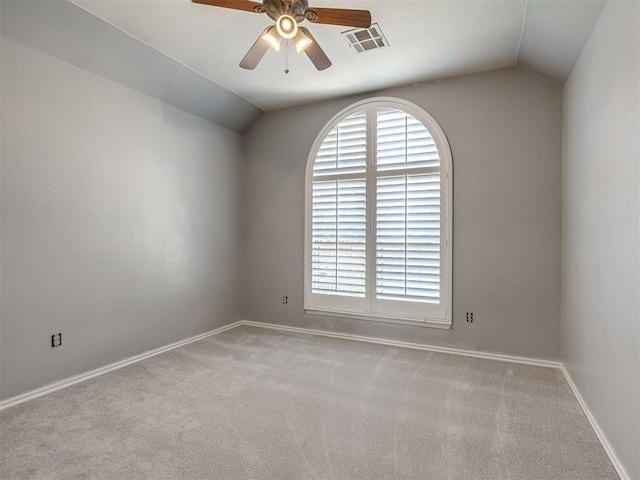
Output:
top-left (192, 0), bottom-right (372, 71)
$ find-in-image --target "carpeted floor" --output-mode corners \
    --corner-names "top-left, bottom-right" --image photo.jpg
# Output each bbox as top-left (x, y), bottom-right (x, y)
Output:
top-left (1, 325), bottom-right (618, 480)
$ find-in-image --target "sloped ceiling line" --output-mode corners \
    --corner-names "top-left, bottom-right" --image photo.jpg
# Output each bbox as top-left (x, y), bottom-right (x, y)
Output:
top-left (0, 0), bottom-right (263, 134)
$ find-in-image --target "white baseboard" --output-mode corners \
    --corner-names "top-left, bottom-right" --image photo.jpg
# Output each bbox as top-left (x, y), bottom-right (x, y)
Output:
top-left (242, 320), bottom-right (631, 478)
top-left (0, 319), bottom-right (561, 412)
top-left (239, 320), bottom-right (562, 369)
top-left (0, 321), bottom-right (243, 412)
top-left (560, 366), bottom-right (630, 480)
top-left (1, 318), bottom-right (628, 480)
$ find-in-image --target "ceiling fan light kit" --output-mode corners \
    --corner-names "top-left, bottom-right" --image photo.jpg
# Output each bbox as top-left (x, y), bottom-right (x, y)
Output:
top-left (294, 29), bottom-right (313, 53)
top-left (262, 26), bottom-right (282, 51)
top-left (192, 0), bottom-right (372, 70)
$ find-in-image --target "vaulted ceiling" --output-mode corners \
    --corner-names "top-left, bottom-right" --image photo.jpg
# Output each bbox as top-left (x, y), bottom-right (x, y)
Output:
top-left (2, 0), bottom-right (606, 131)
top-left (69, 0), bottom-right (605, 109)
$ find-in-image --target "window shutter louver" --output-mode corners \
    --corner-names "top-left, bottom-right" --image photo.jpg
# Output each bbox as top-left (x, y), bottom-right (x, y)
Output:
top-left (376, 173), bottom-right (441, 303)
top-left (376, 108), bottom-right (440, 171)
top-left (313, 110), bottom-right (367, 177)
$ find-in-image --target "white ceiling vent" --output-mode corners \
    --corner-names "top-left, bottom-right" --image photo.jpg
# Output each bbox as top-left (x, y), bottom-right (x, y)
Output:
top-left (343, 23), bottom-right (389, 54)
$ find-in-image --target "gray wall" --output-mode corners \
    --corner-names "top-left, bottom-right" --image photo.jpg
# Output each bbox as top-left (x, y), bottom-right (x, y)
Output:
top-left (561, 1), bottom-right (639, 478)
top-left (243, 67), bottom-right (563, 360)
top-left (0, 37), bottom-right (245, 400)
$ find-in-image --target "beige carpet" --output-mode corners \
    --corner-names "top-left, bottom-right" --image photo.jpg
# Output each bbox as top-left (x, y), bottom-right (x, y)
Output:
top-left (1, 325), bottom-right (618, 480)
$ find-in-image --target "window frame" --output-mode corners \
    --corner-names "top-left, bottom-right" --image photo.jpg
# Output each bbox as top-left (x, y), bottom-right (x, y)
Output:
top-left (304, 97), bottom-right (453, 329)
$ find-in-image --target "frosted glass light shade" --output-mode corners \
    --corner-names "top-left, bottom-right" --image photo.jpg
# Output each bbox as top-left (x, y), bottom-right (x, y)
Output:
top-left (294, 29), bottom-right (312, 52)
top-left (262, 26), bottom-right (281, 51)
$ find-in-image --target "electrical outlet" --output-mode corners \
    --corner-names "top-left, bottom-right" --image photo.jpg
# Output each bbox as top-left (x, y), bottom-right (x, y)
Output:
top-left (51, 333), bottom-right (62, 347)
top-left (466, 312), bottom-right (474, 323)
top-left (282, 296), bottom-right (288, 304)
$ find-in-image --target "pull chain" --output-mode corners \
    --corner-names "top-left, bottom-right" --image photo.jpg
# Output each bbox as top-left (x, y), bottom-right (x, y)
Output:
top-left (285, 39), bottom-right (290, 74)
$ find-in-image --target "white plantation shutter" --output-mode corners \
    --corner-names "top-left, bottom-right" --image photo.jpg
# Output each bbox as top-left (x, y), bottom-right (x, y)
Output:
top-left (305, 99), bottom-right (451, 327)
top-left (376, 108), bottom-right (440, 170)
top-left (376, 173), bottom-right (441, 303)
top-left (313, 110), bottom-right (367, 177)
top-left (311, 111), bottom-right (368, 300)
top-left (312, 179), bottom-right (366, 297)
top-left (375, 108), bottom-right (442, 304)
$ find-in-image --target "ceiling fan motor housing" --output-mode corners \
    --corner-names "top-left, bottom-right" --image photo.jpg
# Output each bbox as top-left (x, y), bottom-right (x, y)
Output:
top-left (263, 0), bottom-right (309, 23)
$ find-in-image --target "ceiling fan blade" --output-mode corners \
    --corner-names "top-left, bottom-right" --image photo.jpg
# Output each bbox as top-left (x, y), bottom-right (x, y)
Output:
top-left (298, 27), bottom-right (331, 71)
top-left (305, 7), bottom-right (371, 28)
top-left (191, 0), bottom-right (265, 14)
top-left (240, 28), bottom-right (271, 70)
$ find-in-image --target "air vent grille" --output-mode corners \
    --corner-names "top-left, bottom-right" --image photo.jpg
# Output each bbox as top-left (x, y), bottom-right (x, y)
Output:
top-left (343, 23), bottom-right (389, 54)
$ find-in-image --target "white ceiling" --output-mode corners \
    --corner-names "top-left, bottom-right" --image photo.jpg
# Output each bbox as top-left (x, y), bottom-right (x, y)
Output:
top-left (68, 0), bottom-right (605, 111)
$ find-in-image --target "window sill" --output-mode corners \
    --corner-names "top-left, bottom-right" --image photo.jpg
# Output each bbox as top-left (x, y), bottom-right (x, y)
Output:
top-left (304, 308), bottom-right (451, 330)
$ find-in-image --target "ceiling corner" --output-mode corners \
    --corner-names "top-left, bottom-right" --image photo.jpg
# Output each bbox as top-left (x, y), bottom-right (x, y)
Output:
top-left (516, 0), bottom-right (606, 86)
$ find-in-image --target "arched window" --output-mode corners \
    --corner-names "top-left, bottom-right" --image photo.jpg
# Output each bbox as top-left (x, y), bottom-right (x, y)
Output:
top-left (304, 98), bottom-right (452, 328)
